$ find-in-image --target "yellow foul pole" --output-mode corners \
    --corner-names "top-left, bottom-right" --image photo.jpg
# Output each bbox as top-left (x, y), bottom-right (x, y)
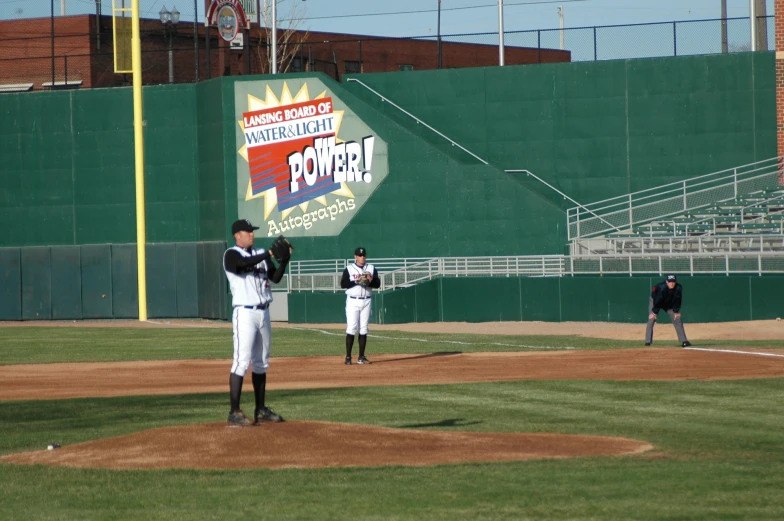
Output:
top-left (131, 0), bottom-right (147, 321)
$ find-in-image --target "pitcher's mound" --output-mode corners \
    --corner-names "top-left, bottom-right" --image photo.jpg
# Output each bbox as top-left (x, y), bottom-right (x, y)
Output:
top-left (3, 421), bottom-right (652, 470)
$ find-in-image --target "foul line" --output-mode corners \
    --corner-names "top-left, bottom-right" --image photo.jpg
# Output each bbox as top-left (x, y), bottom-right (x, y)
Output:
top-left (289, 327), bottom-right (575, 350)
top-left (686, 347), bottom-right (784, 359)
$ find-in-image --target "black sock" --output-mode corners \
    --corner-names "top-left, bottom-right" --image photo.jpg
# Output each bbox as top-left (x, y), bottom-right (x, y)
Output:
top-left (252, 372), bottom-right (267, 413)
top-left (358, 334), bottom-right (367, 358)
top-left (229, 373), bottom-right (243, 412)
top-left (346, 334), bottom-right (355, 357)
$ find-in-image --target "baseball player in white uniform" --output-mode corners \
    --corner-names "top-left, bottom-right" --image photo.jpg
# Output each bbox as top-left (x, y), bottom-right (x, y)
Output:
top-left (340, 246), bottom-right (380, 365)
top-left (223, 219), bottom-right (290, 427)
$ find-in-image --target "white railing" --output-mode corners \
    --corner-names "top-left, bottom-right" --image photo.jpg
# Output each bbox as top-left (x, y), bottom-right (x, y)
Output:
top-left (567, 156), bottom-right (784, 240)
top-left (281, 252), bottom-right (784, 292)
top-left (572, 234), bottom-right (784, 256)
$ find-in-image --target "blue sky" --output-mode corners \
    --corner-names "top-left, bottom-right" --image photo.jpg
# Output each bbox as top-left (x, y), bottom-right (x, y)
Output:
top-left (2, 0), bottom-right (774, 38)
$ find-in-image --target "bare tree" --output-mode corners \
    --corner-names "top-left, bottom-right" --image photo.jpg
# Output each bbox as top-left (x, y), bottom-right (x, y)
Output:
top-left (256, 0), bottom-right (310, 74)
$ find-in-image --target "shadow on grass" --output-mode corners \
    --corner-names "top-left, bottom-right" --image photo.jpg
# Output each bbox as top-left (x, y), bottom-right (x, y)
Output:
top-left (397, 418), bottom-right (483, 429)
top-left (371, 351), bottom-right (462, 364)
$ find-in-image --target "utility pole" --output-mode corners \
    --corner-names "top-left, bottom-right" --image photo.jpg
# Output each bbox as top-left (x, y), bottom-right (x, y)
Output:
top-left (437, 0), bottom-right (442, 69)
top-left (498, 0), bottom-right (504, 66)
top-left (557, 6), bottom-right (564, 50)
top-left (721, 0), bottom-right (727, 53)
top-left (754, 0), bottom-right (768, 51)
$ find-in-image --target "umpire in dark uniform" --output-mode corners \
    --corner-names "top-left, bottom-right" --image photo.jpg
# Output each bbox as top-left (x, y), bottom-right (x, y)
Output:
top-left (645, 274), bottom-right (692, 347)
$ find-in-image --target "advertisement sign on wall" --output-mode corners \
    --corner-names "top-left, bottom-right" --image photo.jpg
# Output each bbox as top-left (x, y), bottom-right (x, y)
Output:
top-left (234, 79), bottom-right (389, 237)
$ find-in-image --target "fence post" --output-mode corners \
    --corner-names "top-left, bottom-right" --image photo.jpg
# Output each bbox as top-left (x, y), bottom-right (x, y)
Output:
top-left (205, 26), bottom-right (211, 79)
top-left (537, 30), bottom-right (541, 63)
top-left (628, 194), bottom-right (633, 228)
top-left (682, 180), bottom-right (687, 211)
top-left (673, 22), bottom-right (677, 56)
top-left (575, 207), bottom-right (580, 239)
top-left (732, 167), bottom-right (738, 198)
top-left (593, 27), bottom-right (597, 60)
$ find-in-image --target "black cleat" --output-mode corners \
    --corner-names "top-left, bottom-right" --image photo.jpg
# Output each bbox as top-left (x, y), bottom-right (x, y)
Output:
top-left (254, 406), bottom-right (284, 424)
top-left (357, 356), bottom-right (371, 365)
top-left (644, 342), bottom-right (651, 346)
top-left (227, 409), bottom-right (252, 427)
top-left (345, 356), bottom-right (352, 365)
top-left (682, 341), bottom-right (692, 348)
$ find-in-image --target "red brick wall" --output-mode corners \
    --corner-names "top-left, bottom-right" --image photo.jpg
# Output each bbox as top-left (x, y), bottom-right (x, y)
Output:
top-left (777, 0), bottom-right (784, 174)
top-left (0, 16), bottom-right (570, 90)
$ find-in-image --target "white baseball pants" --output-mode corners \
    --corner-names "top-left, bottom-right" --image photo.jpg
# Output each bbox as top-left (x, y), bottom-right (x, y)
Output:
top-left (231, 306), bottom-right (271, 375)
top-left (345, 296), bottom-right (372, 335)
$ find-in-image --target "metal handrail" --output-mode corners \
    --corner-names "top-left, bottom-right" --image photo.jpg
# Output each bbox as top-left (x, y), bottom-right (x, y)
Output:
top-left (567, 156), bottom-right (784, 240)
top-left (506, 169), bottom-right (621, 231)
top-left (345, 77), bottom-right (488, 165)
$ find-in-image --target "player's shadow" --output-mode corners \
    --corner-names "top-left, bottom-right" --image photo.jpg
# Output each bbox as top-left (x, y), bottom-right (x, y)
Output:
top-left (371, 351), bottom-right (462, 364)
top-left (397, 418), bottom-right (483, 429)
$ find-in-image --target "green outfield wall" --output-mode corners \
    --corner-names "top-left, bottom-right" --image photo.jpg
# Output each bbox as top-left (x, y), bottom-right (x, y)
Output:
top-left (0, 52), bottom-right (778, 321)
top-left (345, 52), bottom-right (776, 208)
top-left (0, 242), bottom-right (228, 321)
top-left (288, 275), bottom-right (784, 325)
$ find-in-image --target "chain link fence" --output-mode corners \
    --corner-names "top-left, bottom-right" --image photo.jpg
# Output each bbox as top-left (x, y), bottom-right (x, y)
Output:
top-left (0, 9), bottom-right (776, 91)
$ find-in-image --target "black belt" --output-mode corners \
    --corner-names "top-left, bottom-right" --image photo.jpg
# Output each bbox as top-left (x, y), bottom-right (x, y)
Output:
top-left (238, 303), bottom-right (269, 310)
top-left (349, 296), bottom-right (370, 300)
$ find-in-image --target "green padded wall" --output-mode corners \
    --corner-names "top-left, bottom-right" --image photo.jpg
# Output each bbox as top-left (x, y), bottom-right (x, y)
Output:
top-left (0, 249), bottom-right (21, 320)
top-left (111, 244), bottom-right (138, 319)
top-left (287, 275), bottom-right (784, 325)
top-left (51, 246), bottom-right (82, 320)
top-left (80, 245), bottom-right (113, 318)
top-left (0, 242), bottom-right (226, 321)
top-left (21, 247), bottom-right (51, 320)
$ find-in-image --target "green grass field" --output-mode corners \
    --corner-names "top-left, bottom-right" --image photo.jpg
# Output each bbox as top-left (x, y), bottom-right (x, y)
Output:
top-left (1, 326), bottom-right (783, 520)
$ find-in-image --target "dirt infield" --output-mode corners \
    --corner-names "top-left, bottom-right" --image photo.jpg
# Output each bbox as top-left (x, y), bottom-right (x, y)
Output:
top-left (2, 320), bottom-right (783, 471)
top-left (3, 348), bottom-right (784, 401)
top-left (3, 318), bottom-right (783, 341)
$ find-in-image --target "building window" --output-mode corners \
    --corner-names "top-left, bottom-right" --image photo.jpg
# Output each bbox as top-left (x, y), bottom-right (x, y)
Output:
top-left (290, 56), bottom-right (305, 73)
top-left (399, 64), bottom-right (414, 71)
top-left (344, 60), bottom-right (361, 74)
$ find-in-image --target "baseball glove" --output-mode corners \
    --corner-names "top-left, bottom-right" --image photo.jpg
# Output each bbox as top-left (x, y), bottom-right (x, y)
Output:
top-left (269, 235), bottom-right (293, 261)
top-left (357, 272), bottom-right (371, 286)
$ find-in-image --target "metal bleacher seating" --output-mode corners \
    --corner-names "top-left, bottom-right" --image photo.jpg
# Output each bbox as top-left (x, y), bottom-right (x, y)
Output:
top-left (571, 179), bottom-right (784, 256)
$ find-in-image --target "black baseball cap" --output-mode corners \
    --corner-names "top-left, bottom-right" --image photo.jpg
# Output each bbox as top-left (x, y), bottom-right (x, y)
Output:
top-left (354, 247), bottom-right (367, 256)
top-left (232, 219), bottom-right (259, 234)
top-left (666, 274), bottom-right (677, 282)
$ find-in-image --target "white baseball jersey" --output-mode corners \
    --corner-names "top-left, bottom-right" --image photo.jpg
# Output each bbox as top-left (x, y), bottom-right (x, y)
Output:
top-left (344, 262), bottom-right (375, 335)
top-left (223, 245), bottom-right (273, 307)
top-left (344, 262), bottom-right (376, 298)
top-left (223, 245), bottom-right (274, 375)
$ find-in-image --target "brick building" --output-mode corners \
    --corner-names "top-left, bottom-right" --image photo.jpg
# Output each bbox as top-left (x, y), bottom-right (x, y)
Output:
top-left (0, 14), bottom-right (570, 92)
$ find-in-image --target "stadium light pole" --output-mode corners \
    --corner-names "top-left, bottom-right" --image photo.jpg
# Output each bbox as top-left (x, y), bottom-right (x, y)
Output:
top-left (749, 0), bottom-right (756, 51)
top-left (498, 0), bottom-right (505, 66)
top-left (272, 0), bottom-right (277, 74)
